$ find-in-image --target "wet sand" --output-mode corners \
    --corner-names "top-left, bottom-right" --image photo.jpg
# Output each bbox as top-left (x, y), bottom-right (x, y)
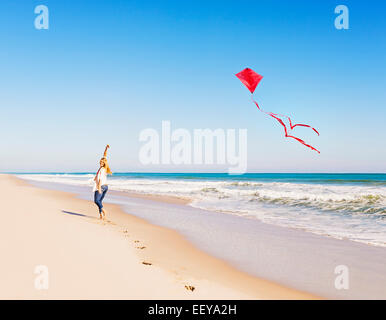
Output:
top-left (0, 174), bottom-right (314, 299)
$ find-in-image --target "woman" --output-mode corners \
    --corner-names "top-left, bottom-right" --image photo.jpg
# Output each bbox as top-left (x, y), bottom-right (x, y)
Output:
top-left (93, 145), bottom-right (112, 219)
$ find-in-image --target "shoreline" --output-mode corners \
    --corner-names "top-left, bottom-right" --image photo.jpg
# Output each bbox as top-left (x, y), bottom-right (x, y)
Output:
top-left (15, 172), bottom-right (386, 249)
top-left (122, 190), bottom-right (192, 205)
top-left (11, 174), bottom-right (386, 299)
top-left (0, 174), bottom-right (315, 299)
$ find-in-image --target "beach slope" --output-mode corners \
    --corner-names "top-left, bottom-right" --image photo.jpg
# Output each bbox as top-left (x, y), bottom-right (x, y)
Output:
top-left (0, 175), bottom-right (313, 299)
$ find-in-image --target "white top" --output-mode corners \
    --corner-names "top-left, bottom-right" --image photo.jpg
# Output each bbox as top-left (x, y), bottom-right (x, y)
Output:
top-left (93, 167), bottom-right (107, 192)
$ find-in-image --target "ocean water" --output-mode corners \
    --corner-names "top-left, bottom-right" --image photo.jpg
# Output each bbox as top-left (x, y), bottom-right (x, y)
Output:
top-left (18, 173), bottom-right (386, 247)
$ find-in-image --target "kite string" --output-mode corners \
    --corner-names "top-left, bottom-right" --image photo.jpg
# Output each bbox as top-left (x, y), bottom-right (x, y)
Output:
top-left (251, 95), bottom-right (320, 153)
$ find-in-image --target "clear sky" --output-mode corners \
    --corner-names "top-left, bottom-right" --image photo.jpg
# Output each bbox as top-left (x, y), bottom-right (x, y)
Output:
top-left (0, 0), bottom-right (385, 173)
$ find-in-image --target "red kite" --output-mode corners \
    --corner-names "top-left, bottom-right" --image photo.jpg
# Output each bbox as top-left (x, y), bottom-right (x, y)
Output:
top-left (236, 68), bottom-right (320, 153)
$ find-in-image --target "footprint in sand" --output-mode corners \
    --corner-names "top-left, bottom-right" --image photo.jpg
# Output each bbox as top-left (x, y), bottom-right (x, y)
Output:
top-left (142, 261), bottom-right (152, 266)
top-left (184, 285), bottom-right (195, 292)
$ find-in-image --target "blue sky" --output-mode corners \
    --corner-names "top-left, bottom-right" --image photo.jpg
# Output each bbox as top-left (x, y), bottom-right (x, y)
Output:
top-left (0, 0), bottom-right (385, 172)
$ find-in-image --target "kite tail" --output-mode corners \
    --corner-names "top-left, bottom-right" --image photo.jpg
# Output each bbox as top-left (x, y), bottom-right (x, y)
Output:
top-left (286, 135), bottom-right (320, 154)
top-left (288, 118), bottom-right (320, 136)
top-left (251, 96), bottom-right (320, 153)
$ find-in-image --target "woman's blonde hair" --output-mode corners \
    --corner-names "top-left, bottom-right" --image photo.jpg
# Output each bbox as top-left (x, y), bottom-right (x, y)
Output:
top-left (101, 157), bottom-right (112, 175)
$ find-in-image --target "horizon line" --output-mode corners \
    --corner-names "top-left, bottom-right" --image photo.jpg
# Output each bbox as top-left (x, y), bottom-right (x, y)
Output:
top-left (4, 172), bottom-right (386, 175)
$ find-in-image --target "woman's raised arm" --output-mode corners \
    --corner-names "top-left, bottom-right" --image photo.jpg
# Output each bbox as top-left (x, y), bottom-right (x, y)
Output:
top-left (103, 144), bottom-right (110, 158)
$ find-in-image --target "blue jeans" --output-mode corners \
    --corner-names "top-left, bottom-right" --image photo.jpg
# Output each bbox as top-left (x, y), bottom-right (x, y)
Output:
top-left (94, 185), bottom-right (108, 213)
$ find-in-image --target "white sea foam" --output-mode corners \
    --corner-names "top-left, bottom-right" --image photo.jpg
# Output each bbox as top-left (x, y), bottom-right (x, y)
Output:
top-left (18, 174), bottom-right (386, 247)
